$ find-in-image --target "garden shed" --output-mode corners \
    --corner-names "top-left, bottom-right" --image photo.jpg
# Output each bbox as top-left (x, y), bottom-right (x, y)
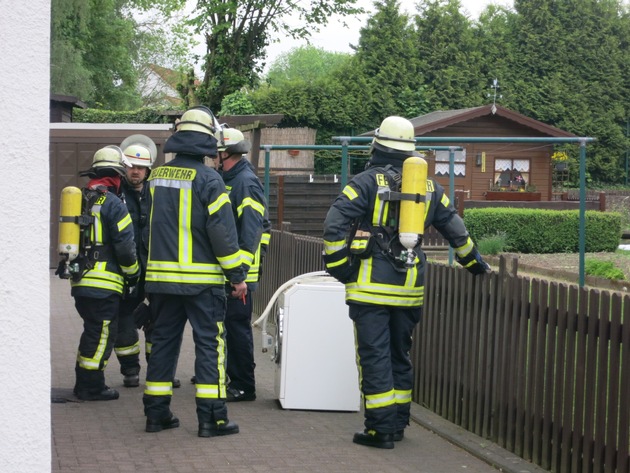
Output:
top-left (398, 105), bottom-right (577, 201)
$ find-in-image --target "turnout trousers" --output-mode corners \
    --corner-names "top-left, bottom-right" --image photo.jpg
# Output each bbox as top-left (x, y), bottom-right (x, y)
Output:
top-left (349, 303), bottom-right (422, 434)
top-left (115, 295), bottom-right (141, 376)
top-left (73, 294), bottom-right (120, 395)
top-left (143, 287), bottom-right (228, 423)
top-left (225, 288), bottom-right (255, 393)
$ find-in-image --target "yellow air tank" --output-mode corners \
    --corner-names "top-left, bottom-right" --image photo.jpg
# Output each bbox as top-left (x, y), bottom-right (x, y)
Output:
top-left (58, 186), bottom-right (83, 263)
top-left (398, 156), bottom-right (428, 254)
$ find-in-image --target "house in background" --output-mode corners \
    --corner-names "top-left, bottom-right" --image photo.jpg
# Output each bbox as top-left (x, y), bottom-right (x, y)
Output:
top-left (138, 64), bottom-right (198, 107)
top-left (372, 105), bottom-right (577, 201)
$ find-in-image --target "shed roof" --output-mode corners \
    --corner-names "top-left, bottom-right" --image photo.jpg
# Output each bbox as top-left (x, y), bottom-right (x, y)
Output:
top-left (365, 105), bottom-right (577, 138)
top-left (412, 105), bottom-right (577, 137)
top-left (50, 94), bottom-right (87, 109)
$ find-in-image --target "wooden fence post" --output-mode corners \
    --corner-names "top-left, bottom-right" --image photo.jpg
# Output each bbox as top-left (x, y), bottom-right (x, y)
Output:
top-left (454, 189), bottom-right (466, 217)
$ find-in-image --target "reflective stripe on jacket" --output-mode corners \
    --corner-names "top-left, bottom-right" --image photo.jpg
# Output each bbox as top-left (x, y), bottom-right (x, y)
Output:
top-left (145, 156), bottom-right (245, 295)
top-left (323, 167), bottom-right (473, 308)
top-left (71, 189), bottom-right (139, 297)
top-left (221, 159), bottom-right (271, 284)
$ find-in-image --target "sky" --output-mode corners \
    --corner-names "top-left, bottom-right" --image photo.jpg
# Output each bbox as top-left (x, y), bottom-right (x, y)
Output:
top-left (263, 0), bottom-right (514, 69)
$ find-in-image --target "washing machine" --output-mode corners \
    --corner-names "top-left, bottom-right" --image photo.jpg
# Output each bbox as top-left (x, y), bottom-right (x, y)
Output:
top-left (272, 277), bottom-right (361, 411)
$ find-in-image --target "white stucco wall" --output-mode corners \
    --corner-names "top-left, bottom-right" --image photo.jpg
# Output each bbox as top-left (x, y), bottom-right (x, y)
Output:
top-left (0, 2), bottom-right (51, 472)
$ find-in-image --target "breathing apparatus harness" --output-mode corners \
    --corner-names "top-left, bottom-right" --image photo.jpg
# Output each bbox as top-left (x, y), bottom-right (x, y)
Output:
top-left (349, 164), bottom-right (425, 272)
top-left (56, 186), bottom-right (113, 282)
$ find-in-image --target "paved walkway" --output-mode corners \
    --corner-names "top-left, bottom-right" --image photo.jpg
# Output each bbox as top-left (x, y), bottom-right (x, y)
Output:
top-left (51, 273), bottom-right (545, 473)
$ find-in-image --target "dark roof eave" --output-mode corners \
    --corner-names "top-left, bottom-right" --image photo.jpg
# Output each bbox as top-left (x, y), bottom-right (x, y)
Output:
top-left (412, 105), bottom-right (577, 138)
top-left (50, 94), bottom-right (87, 109)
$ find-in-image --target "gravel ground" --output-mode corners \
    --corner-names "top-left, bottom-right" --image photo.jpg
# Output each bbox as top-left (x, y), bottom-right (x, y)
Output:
top-left (505, 250), bottom-right (630, 280)
top-left (428, 248), bottom-right (630, 289)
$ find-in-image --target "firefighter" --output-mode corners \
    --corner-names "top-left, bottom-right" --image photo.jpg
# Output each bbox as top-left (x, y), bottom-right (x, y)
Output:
top-left (71, 146), bottom-right (140, 401)
top-left (210, 127), bottom-right (271, 402)
top-left (142, 106), bottom-right (247, 437)
top-left (113, 135), bottom-right (155, 388)
top-left (323, 116), bottom-right (490, 449)
top-left (121, 136), bottom-right (182, 389)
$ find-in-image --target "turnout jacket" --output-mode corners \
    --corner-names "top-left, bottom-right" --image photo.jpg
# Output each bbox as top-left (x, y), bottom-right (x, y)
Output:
top-left (221, 159), bottom-right (271, 286)
top-left (145, 155), bottom-right (245, 295)
top-left (71, 186), bottom-right (140, 298)
top-left (323, 165), bottom-right (478, 308)
top-left (121, 179), bottom-right (151, 269)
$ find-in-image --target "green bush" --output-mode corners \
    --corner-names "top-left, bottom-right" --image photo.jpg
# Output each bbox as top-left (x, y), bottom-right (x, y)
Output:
top-left (584, 259), bottom-right (626, 280)
top-left (74, 107), bottom-right (174, 124)
top-left (476, 232), bottom-right (508, 255)
top-left (464, 208), bottom-right (621, 253)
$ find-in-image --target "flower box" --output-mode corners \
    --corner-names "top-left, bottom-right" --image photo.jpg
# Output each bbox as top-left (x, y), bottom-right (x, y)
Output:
top-left (485, 191), bottom-right (542, 201)
top-left (554, 162), bottom-right (567, 171)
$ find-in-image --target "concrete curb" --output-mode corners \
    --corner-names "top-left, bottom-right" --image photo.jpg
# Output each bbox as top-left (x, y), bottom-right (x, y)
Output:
top-left (410, 404), bottom-right (549, 473)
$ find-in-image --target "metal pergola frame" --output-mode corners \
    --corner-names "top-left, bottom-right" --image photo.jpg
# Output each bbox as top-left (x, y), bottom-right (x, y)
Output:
top-left (260, 136), bottom-right (596, 287)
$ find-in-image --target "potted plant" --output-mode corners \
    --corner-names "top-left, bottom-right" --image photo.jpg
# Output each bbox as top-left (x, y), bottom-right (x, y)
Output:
top-left (551, 151), bottom-right (569, 170)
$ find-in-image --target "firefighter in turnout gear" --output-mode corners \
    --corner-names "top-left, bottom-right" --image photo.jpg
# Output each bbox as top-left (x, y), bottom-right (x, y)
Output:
top-left (211, 127), bottom-right (271, 402)
top-left (323, 116), bottom-right (490, 449)
top-left (114, 135), bottom-right (156, 388)
top-left (142, 106), bottom-right (247, 437)
top-left (71, 146), bottom-right (140, 401)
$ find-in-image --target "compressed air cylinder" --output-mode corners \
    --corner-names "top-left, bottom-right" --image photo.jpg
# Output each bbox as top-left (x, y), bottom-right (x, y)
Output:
top-left (58, 186), bottom-right (83, 261)
top-left (398, 156), bottom-right (428, 250)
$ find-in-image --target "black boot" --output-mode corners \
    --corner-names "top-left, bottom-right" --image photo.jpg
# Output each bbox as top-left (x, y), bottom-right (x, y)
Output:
top-left (146, 413), bottom-right (180, 433)
top-left (393, 430), bottom-right (405, 441)
top-left (123, 374), bottom-right (140, 387)
top-left (74, 386), bottom-right (119, 401)
top-left (226, 386), bottom-right (256, 402)
top-left (353, 429), bottom-right (394, 449)
top-left (198, 420), bottom-right (239, 438)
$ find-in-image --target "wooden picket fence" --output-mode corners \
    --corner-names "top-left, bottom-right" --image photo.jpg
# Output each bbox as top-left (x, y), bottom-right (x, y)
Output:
top-left (256, 229), bottom-right (630, 473)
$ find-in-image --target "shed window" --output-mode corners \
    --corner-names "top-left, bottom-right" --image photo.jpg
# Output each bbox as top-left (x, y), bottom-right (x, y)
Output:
top-left (435, 150), bottom-right (466, 177)
top-left (494, 159), bottom-right (530, 189)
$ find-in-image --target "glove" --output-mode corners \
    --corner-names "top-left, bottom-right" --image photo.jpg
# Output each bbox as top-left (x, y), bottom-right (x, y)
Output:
top-left (456, 248), bottom-right (491, 276)
top-left (126, 273), bottom-right (139, 287)
top-left (133, 301), bottom-right (152, 330)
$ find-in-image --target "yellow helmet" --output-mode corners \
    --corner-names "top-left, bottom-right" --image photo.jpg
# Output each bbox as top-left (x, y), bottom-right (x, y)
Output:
top-left (86, 145), bottom-right (130, 176)
top-left (373, 116), bottom-right (416, 153)
top-left (175, 106), bottom-right (217, 136)
top-left (218, 127), bottom-right (251, 155)
top-left (120, 134), bottom-right (157, 168)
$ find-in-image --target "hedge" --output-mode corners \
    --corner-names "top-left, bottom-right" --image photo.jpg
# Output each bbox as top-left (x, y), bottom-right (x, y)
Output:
top-left (463, 208), bottom-right (621, 253)
top-left (74, 108), bottom-right (174, 124)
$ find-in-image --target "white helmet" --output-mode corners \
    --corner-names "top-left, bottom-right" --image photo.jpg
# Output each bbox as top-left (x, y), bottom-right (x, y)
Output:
top-left (372, 116), bottom-right (416, 153)
top-left (84, 145), bottom-right (130, 177)
top-left (120, 134), bottom-right (157, 168)
top-left (175, 106), bottom-right (217, 136)
top-left (218, 128), bottom-right (251, 155)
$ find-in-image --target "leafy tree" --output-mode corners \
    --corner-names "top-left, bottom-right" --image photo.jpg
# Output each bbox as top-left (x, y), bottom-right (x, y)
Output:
top-left (83, 0), bottom-right (142, 109)
top-left (265, 45), bottom-right (352, 88)
top-left (131, 1), bottom-right (199, 107)
top-left (511, 0), bottom-right (630, 183)
top-left (473, 6), bottom-right (518, 108)
top-left (218, 89), bottom-right (257, 115)
top-left (353, 0), bottom-right (427, 122)
top-left (413, 0), bottom-right (483, 110)
top-left (50, 0), bottom-right (96, 102)
top-left (51, 0), bottom-right (194, 110)
top-left (185, 0), bottom-right (363, 111)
